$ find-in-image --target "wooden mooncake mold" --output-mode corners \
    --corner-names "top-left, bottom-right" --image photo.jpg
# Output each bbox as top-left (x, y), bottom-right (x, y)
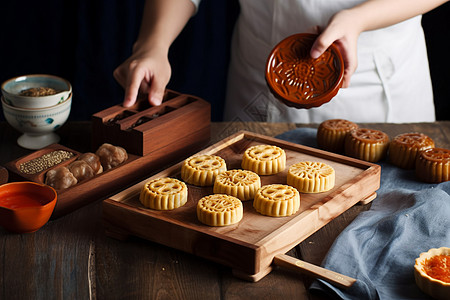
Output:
top-left (344, 128), bottom-right (390, 163)
top-left (389, 132), bottom-right (435, 169)
top-left (317, 119), bottom-right (358, 153)
top-left (181, 154), bottom-right (227, 186)
top-left (140, 177), bottom-right (188, 210)
top-left (197, 194), bottom-right (243, 226)
top-left (241, 145), bottom-right (286, 175)
top-left (415, 148), bottom-right (450, 183)
top-left (213, 169), bottom-right (261, 201)
top-left (287, 161), bottom-right (335, 193)
top-left (253, 184), bottom-right (300, 217)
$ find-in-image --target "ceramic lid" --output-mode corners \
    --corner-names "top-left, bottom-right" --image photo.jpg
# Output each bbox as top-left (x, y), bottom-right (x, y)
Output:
top-left (265, 33), bottom-right (344, 109)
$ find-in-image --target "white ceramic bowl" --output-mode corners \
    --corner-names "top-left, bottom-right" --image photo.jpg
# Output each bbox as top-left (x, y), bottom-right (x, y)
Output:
top-left (1, 93), bottom-right (72, 149)
top-left (1, 74), bottom-right (72, 109)
top-left (414, 247), bottom-right (450, 300)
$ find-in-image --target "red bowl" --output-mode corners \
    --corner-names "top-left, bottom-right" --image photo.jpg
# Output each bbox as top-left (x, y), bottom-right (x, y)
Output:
top-left (0, 182), bottom-right (57, 233)
top-left (266, 33), bottom-right (344, 109)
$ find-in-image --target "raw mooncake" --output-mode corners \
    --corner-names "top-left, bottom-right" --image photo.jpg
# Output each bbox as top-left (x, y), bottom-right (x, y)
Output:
top-left (181, 154), bottom-right (227, 186)
top-left (241, 144), bottom-right (286, 175)
top-left (287, 161), bottom-right (335, 193)
top-left (197, 194), bottom-right (243, 226)
top-left (140, 177), bottom-right (188, 210)
top-left (213, 169), bottom-right (261, 201)
top-left (253, 184), bottom-right (300, 217)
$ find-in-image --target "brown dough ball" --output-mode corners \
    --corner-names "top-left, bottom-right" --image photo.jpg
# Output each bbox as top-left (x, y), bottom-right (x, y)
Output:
top-left (68, 160), bottom-right (95, 182)
top-left (45, 166), bottom-right (78, 190)
top-left (95, 143), bottom-right (128, 171)
top-left (78, 152), bottom-right (103, 174)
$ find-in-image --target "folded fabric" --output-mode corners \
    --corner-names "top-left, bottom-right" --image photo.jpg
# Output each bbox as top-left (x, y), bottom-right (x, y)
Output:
top-left (276, 127), bottom-right (450, 300)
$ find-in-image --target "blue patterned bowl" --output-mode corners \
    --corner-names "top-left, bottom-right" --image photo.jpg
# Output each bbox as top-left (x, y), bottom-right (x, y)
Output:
top-left (2, 74), bottom-right (71, 109)
top-left (1, 93), bottom-right (72, 149)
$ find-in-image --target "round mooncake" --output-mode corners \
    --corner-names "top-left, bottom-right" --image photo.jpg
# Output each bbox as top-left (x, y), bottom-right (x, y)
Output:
top-left (415, 148), bottom-right (450, 183)
top-left (181, 154), bottom-right (227, 186)
top-left (241, 144), bottom-right (286, 175)
top-left (317, 119), bottom-right (358, 153)
top-left (287, 161), bottom-right (335, 193)
top-left (344, 128), bottom-right (390, 162)
top-left (253, 184), bottom-right (300, 217)
top-left (389, 132), bottom-right (435, 169)
top-left (213, 169), bottom-right (261, 201)
top-left (139, 177), bottom-right (188, 210)
top-left (197, 194), bottom-right (243, 226)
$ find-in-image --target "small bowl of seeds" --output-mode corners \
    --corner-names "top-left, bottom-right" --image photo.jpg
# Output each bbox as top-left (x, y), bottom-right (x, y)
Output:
top-left (1, 74), bottom-right (72, 109)
top-left (1, 93), bottom-right (72, 149)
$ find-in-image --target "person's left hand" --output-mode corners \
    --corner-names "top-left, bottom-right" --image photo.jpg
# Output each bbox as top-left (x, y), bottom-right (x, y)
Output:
top-left (310, 9), bottom-right (362, 88)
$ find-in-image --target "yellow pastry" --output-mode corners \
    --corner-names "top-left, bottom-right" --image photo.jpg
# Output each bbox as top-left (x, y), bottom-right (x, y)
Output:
top-left (140, 177), bottom-right (188, 210)
top-left (344, 128), bottom-right (390, 162)
top-left (213, 169), bottom-right (261, 201)
top-left (241, 144), bottom-right (286, 175)
top-left (197, 194), bottom-right (243, 226)
top-left (181, 154), bottom-right (227, 186)
top-left (253, 184), bottom-right (300, 217)
top-left (287, 161), bottom-right (335, 193)
top-left (389, 132), bottom-right (435, 169)
top-left (415, 148), bottom-right (450, 183)
top-left (317, 119), bottom-right (358, 153)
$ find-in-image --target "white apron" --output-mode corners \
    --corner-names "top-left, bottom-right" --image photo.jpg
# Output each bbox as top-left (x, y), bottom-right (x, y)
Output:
top-left (221, 0), bottom-right (436, 123)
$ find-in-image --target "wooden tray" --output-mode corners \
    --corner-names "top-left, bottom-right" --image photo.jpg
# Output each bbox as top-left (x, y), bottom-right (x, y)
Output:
top-left (4, 90), bottom-right (211, 218)
top-left (102, 131), bottom-right (381, 281)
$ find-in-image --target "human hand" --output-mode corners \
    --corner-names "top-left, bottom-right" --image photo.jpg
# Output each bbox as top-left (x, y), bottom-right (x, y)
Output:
top-left (113, 46), bottom-right (171, 107)
top-left (310, 10), bottom-right (361, 88)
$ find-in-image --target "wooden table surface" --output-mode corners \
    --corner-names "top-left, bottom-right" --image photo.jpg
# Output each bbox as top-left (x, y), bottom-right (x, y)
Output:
top-left (1, 121), bottom-right (449, 300)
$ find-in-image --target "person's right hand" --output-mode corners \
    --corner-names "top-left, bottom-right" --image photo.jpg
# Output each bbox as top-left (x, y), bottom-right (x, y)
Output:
top-left (113, 45), bottom-right (171, 108)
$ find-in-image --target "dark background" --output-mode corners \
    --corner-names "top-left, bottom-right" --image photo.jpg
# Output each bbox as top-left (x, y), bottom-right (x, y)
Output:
top-left (0, 0), bottom-right (448, 122)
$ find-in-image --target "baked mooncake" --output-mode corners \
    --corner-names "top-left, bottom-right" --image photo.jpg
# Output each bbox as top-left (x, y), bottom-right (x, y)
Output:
top-left (389, 132), bottom-right (435, 169)
top-left (181, 154), bottom-right (227, 186)
top-left (415, 148), bottom-right (450, 183)
top-left (197, 194), bottom-right (243, 226)
top-left (344, 128), bottom-right (390, 162)
top-left (213, 169), bottom-right (261, 201)
top-left (287, 161), bottom-right (335, 193)
top-left (140, 177), bottom-right (188, 210)
top-left (253, 184), bottom-right (300, 217)
top-left (317, 119), bottom-right (359, 153)
top-left (241, 144), bottom-right (286, 175)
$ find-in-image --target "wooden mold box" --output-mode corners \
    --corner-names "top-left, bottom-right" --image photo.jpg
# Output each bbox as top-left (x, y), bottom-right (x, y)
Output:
top-left (91, 90), bottom-right (210, 156)
top-left (102, 131), bottom-right (381, 281)
top-left (5, 90), bottom-right (211, 218)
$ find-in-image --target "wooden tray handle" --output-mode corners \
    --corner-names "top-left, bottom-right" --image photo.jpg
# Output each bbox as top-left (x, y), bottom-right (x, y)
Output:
top-left (273, 254), bottom-right (356, 289)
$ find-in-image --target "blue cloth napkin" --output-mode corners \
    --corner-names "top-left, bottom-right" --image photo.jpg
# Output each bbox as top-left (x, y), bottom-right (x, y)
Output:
top-left (276, 128), bottom-right (450, 300)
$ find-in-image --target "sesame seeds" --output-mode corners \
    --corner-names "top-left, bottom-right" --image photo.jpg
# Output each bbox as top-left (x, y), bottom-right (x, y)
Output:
top-left (19, 150), bottom-right (75, 174)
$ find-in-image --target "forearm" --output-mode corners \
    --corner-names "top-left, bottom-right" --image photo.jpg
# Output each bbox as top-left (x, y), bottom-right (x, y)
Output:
top-left (133, 0), bottom-right (196, 55)
top-left (348, 0), bottom-right (449, 32)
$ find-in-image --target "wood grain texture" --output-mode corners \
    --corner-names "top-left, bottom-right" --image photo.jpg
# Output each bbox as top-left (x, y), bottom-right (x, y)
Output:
top-left (0, 121), bottom-right (449, 300)
top-left (103, 131), bottom-right (380, 280)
